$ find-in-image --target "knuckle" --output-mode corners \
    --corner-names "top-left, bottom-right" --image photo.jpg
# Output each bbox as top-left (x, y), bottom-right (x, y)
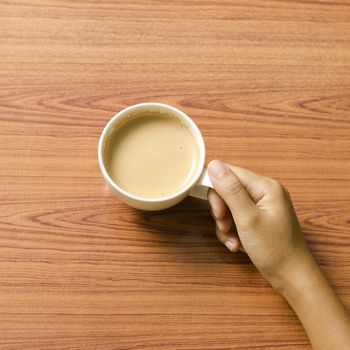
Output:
top-left (220, 176), bottom-right (243, 197)
top-left (240, 210), bottom-right (260, 229)
top-left (283, 185), bottom-right (291, 199)
top-left (269, 179), bottom-right (284, 195)
top-left (268, 178), bottom-right (291, 201)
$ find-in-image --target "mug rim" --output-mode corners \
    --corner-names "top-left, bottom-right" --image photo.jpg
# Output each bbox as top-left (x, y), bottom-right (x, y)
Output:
top-left (98, 102), bottom-right (206, 204)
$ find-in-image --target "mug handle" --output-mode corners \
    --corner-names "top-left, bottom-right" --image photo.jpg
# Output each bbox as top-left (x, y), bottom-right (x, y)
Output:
top-left (189, 168), bottom-right (213, 200)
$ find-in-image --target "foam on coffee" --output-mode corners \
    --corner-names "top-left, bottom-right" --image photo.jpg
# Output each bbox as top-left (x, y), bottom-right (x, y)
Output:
top-left (104, 112), bottom-right (200, 199)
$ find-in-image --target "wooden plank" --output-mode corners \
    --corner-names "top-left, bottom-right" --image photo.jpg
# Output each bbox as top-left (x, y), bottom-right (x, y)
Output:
top-left (1, 1), bottom-right (350, 349)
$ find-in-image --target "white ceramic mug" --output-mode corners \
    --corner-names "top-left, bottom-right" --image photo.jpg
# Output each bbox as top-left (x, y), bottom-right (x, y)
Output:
top-left (98, 103), bottom-right (212, 211)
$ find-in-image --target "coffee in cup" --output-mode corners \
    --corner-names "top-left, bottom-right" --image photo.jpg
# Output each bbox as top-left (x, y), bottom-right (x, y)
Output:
top-left (104, 112), bottom-right (200, 199)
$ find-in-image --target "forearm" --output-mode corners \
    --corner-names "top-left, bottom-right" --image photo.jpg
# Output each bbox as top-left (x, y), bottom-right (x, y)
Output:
top-left (275, 252), bottom-right (350, 349)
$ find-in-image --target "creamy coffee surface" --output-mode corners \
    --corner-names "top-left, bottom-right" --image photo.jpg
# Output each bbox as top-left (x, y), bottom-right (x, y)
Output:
top-left (105, 113), bottom-right (200, 199)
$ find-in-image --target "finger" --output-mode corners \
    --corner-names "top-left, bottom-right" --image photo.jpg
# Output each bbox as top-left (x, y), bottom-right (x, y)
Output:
top-left (216, 227), bottom-right (241, 252)
top-left (208, 160), bottom-right (257, 222)
top-left (208, 188), bottom-right (228, 220)
top-left (216, 212), bottom-right (234, 233)
top-left (226, 165), bottom-right (271, 204)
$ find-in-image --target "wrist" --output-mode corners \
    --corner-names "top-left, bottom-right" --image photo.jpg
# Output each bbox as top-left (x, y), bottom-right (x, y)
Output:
top-left (269, 249), bottom-right (328, 302)
top-left (270, 249), bottom-right (350, 350)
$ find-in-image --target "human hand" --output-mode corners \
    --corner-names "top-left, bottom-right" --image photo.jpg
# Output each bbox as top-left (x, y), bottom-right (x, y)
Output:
top-left (207, 160), bottom-right (311, 286)
top-left (207, 160), bottom-right (350, 349)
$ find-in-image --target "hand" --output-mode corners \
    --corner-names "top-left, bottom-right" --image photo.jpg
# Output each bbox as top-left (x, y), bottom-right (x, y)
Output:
top-left (207, 159), bottom-right (311, 286)
top-left (207, 160), bottom-right (350, 350)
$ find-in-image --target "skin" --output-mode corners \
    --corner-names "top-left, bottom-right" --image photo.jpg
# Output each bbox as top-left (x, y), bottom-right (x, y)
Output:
top-left (207, 159), bottom-right (350, 350)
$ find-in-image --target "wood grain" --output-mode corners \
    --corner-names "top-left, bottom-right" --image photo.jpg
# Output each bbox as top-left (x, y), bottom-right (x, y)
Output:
top-left (1, 1), bottom-right (350, 349)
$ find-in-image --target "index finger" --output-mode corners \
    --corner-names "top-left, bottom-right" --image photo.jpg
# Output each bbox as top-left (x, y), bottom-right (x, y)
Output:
top-left (226, 165), bottom-right (272, 204)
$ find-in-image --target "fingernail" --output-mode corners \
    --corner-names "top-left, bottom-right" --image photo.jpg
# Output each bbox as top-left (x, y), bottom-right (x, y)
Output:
top-left (225, 240), bottom-right (235, 252)
top-left (208, 160), bottom-right (228, 179)
top-left (225, 239), bottom-right (236, 252)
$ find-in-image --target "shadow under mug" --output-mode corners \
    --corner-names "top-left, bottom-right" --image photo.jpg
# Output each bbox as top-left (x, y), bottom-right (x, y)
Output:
top-left (98, 102), bottom-right (213, 211)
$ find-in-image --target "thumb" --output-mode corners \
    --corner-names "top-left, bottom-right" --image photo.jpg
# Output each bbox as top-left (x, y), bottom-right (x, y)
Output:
top-left (207, 160), bottom-right (256, 222)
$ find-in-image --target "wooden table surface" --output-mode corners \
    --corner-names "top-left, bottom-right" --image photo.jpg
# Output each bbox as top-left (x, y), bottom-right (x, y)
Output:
top-left (1, 1), bottom-right (350, 349)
